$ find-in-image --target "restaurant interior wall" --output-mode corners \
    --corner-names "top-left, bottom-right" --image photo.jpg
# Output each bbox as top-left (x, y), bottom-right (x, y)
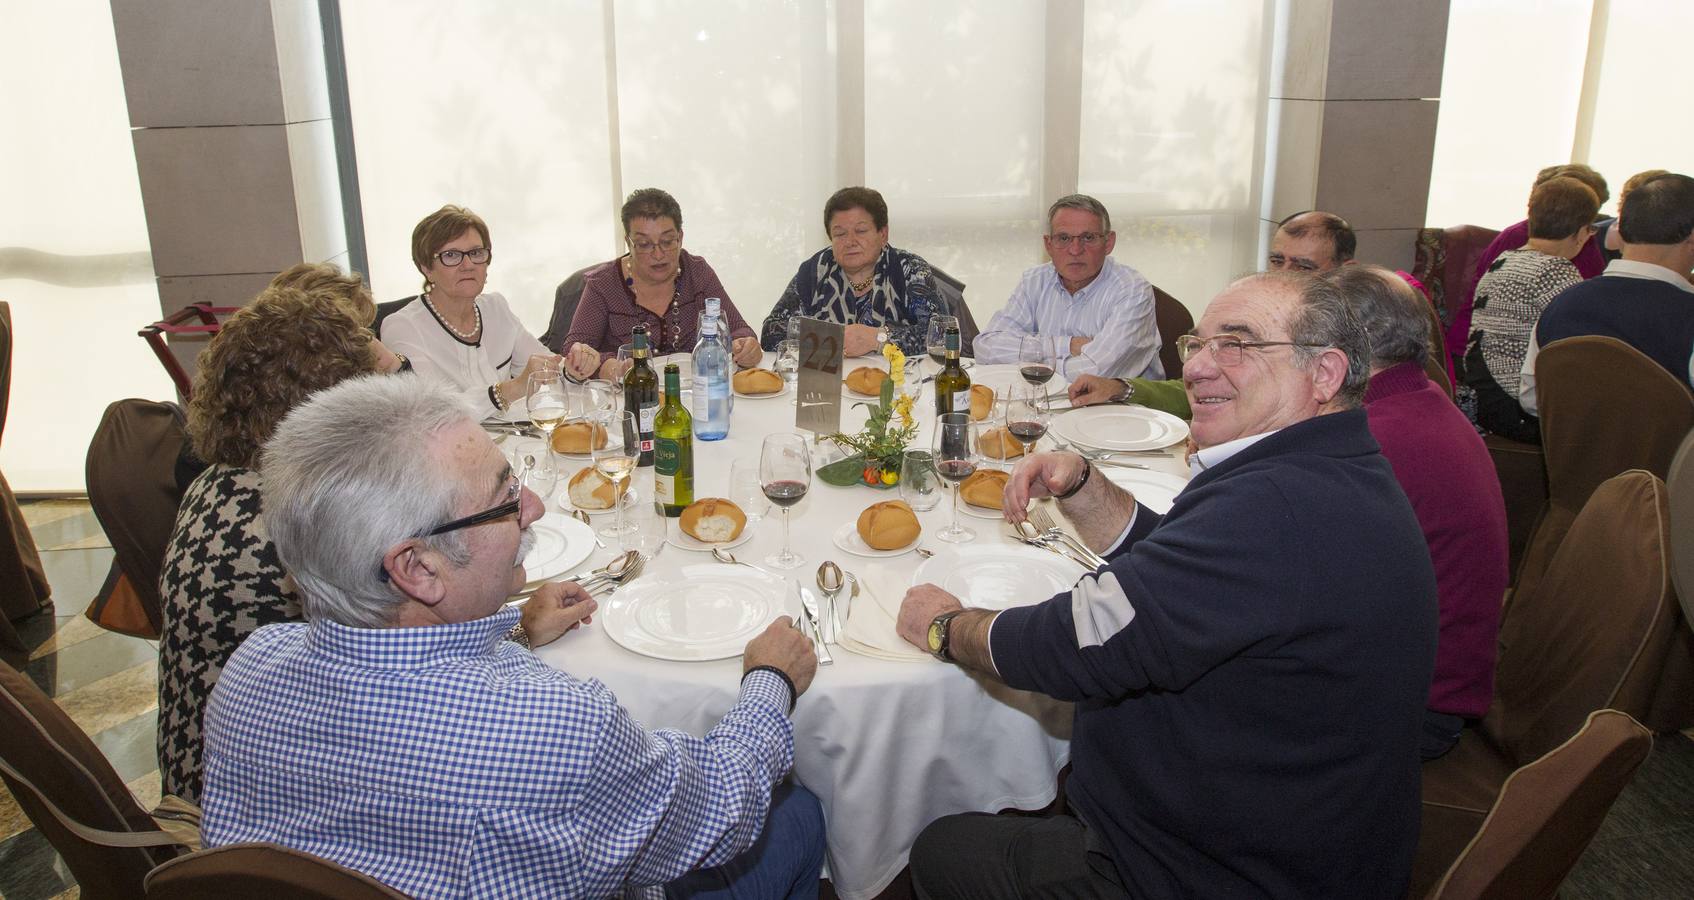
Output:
top-left (338, 0), bottom-right (1275, 339)
top-left (1426, 0), bottom-right (1694, 228)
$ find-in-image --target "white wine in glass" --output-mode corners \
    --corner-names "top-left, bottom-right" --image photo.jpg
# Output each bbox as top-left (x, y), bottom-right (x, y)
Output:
top-left (593, 411), bottom-right (639, 539)
top-left (527, 370), bottom-right (569, 491)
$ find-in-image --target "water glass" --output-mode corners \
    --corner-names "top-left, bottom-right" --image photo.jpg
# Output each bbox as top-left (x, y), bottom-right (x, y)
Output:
top-left (776, 340), bottom-right (801, 395)
top-left (899, 450), bottom-right (942, 512)
top-left (926, 315), bottom-right (959, 365)
top-left (583, 378), bottom-right (618, 415)
top-left (624, 498), bottom-right (668, 558)
top-left (728, 458), bottom-right (770, 525)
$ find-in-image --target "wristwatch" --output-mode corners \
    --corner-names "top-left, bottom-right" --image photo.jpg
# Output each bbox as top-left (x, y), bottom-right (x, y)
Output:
top-left (926, 610), bottom-right (968, 662)
top-left (1113, 378), bottom-right (1136, 402)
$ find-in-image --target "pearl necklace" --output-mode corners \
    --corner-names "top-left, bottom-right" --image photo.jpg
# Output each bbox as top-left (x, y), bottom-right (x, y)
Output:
top-left (423, 291), bottom-right (481, 342)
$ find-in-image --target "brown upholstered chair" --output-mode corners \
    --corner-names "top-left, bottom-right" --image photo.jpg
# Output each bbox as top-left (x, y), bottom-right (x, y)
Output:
top-left (1484, 434), bottom-right (1547, 581)
top-left (0, 301), bottom-right (52, 654)
top-left (930, 265), bottom-right (979, 357)
top-left (1669, 430), bottom-right (1694, 626)
top-left (1420, 295), bottom-right (1453, 399)
top-left (0, 661), bottom-right (188, 898)
top-left (1411, 470), bottom-right (1677, 896)
top-left (145, 842), bottom-right (411, 899)
top-left (1151, 285), bottom-right (1192, 382)
top-left (1424, 709), bottom-right (1652, 900)
top-left (84, 399), bottom-right (194, 639)
top-left (1411, 224), bottom-right (1500, 372)
top-left (537, 265), bottom-right (596, 353)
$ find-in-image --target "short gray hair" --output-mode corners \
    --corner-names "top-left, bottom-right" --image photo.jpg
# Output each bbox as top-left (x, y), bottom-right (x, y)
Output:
top-left (1047, 194), bottom-right (1111, 234)
top-left (1324, 265), bottom-right (1430, 368)
top-left (260, 374), bottom-right (478, 627)
top-left (1237, 271), bottom-right (1371, 409)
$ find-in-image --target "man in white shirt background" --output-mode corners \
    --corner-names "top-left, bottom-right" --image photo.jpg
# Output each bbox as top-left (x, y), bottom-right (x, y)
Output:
top-left (974, 194), bottom-right (1164, 380)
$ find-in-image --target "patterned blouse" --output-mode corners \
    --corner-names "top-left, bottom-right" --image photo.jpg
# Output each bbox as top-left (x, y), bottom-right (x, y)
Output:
top-left (759, 244), bottom-right (937, 355)
top-left (1462, 249), bottom-right (1580, 440)
top-left (156, 464), bottom-right (302, 804)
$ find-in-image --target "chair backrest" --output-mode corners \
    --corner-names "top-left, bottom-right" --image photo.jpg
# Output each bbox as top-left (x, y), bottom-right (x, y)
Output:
top-left (1, 301), bottom-right (13, 444)
top-left (1428, 709), bottom-right (1652, 900)
top-left (538, 266), bottom-right (596, 353)
top-left (1421, 294), bottom-right (1454, 399)
top-left (1150, 285), bottom-right (1193, 382)
top-left (1486, 471), bottom-right (1675, 762)
top-left (1669, 430), bottom-right (1694, 627)
top-left (0, 661), bottom-right (182, 897)
top-left (371, 296), bottom-right (416, 339)
top-left (84, 399), bottom-right (192, 638)
top-left (138, 305), bottom-right (238, 400)
top-left (145, 842), bottom-right (412, 899)
top-left (930, 265), bottom-right (977, 357)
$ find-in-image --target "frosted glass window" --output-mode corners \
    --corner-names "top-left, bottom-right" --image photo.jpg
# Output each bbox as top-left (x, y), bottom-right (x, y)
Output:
top-left (1584, 3), bottom-right (1694, 205)
top-left (0, 0), bottom-right (174, 492)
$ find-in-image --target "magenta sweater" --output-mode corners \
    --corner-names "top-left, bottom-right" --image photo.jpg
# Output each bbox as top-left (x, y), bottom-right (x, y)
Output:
top-left (1364, 361), bottom-right (1508, 718)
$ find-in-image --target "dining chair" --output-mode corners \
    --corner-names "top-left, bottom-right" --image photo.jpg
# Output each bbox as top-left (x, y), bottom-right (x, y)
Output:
top-left (1483, 433), bottom-right (1547, 582)
top-left (0, 661), bottom-right (189, 899)
top-left (1410, 470), bottom-right (1676, 897)
top-left (1668, 430), bottom-right (1694, 629)
top-left (1423, 709), bottom-right (1652, 900)
top-left (144, 842), bottom-right (412, 899)
top-left (1151, 285), bottom-right (1193, 383)
top-left (930, 265), bottom-right (978, 357)
top-left (139, 304), bottom-right (239, 400)
top-left (0, 301), bottom-right (52, 653)
top-left (84, 398), bottom-right (194, 639)
top-left (537, 265), bottom-right (596, 353)
top-left (371, 295), bottom-right (417, 340)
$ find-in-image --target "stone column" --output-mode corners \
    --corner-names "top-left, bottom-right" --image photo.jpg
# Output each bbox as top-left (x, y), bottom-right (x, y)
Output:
top-left (1263, 0), bottom-right (1451, 271)
top-left (110, 0), bottom-right (346, 378)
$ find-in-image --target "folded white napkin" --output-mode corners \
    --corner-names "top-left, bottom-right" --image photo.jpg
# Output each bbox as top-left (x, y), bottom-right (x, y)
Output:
top-left (840, 563), bottom-right (933, 662)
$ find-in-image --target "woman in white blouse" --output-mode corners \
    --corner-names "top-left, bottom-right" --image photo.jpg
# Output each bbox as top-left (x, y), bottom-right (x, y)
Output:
top-left (381, 205), bottom-right (597, 414)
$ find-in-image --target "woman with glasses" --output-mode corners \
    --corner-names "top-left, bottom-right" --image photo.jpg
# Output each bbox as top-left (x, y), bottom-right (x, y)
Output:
top-left (565, 188), bottom-right (763, 380)
top-left (383, 205), bottom-right (584, 414)
top-left (759, 186), bottom-right (937, 358)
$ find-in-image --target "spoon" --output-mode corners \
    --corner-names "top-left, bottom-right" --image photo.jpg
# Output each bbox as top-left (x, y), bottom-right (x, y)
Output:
top-left (573, 549), bottom-right (639, 590)
top-left (711, 547), bottom-right (767, 573)
top-left (569, 508), bottom-right (607, 549)
top-left (816, 561), bottom-right (845, 642)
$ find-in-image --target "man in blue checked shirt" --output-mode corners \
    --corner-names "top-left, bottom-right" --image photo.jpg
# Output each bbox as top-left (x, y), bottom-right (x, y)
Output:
top-left (974, 194), bottom-right (1164, 380)
top-left (199, 373), bottom-right (823, 899)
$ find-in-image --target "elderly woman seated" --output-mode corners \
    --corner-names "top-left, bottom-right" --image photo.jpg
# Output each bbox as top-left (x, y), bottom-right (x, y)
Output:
top-left (156, 286), bottom-right (381, 804)
top-left (760, 187), bottom-right (938, 357)
top-left (565, 188), bottom-right (762, 380)
top-left (381, 204), bottom-right (588, 413)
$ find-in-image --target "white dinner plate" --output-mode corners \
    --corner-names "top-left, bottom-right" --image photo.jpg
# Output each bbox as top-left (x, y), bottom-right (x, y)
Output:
top-left (667, 519), bottom-right (755, 552)
top-left (831, 521), bottom-right (919, 558)
top-left (1098, 468), bottom-right (1190, 515)
top-left (958, 497), bottom-right (1008, 520)
top-left (601, 564), bottom-right (797, 661)
top-left (734, 385), bottom-right (788, 400)
top-left (1050, 405), bottom-right (1189, 452)
top-left (520, 514), bottom-right (596, 584)
top-left (912, 543), bottom-right (1086, 611)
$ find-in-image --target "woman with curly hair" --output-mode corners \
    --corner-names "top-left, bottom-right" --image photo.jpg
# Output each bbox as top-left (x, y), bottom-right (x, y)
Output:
top-left (156, 286), bottom-right (378, 804)
top-left (268, 261), bottom-right (407, 373)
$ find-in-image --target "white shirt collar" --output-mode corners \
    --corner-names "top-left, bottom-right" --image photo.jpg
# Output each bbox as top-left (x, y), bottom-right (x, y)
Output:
top-left (1189, 429), bottom-right (1280, 477)
top-left (1049, 256), bottom-right (1118, 298)
top-left (1604, 259), bottom-right (1694, 293)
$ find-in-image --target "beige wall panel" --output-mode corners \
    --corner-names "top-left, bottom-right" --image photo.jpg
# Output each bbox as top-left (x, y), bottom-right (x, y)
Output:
top-left (110, 0), bottom-right (284, 127)
top-left (1352, 227), bottom-right (1421, 272)
top-left (1314, 99), bottom-right (1439, 230)
top-left (285, 119), bottom-right (347, 265)
top-left (1271, 0), bottom-right (1333, 101)
top-left (1325, 0), bottom-right (1449, 100)
top-left (1265, 98), bottom-right (1324, 222)
top-left (271, 0), bottom-right (332, 123)
top-left (132, 125), bottom-right (305, 277)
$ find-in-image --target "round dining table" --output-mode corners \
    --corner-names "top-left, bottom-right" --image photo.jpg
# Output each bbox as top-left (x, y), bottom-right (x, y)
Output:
top-left (520, 353), bottom-right (1192, 899)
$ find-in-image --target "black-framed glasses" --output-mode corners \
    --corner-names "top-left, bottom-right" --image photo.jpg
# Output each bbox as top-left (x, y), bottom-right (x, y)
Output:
top-left (378, 477), bottom-right (522, 581)
top-left (629, 235), bottom-right (681, 256)
top-left (1047, 232), bottom-right (1106, 249)
top-left (1176, 334), bottom-right (1330, 366)
top-left (434, 247), bottom-right (492, 267)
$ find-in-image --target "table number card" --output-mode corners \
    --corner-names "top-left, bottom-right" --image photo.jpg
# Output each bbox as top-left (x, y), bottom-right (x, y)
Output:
top-left (795, 317), bottom-right (844, 435)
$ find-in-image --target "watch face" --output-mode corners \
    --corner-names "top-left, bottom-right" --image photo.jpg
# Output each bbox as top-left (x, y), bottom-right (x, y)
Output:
top-left (927, 619), bottom-right (946, 654)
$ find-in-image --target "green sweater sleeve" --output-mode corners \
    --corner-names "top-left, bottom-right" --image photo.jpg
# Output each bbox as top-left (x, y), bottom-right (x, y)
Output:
top-left (1127, 378), bottom-right (1191, 419)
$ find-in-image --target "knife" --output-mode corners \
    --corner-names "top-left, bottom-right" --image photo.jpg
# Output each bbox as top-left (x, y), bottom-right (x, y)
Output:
top-left (797, 582), bottom-right (833, 665)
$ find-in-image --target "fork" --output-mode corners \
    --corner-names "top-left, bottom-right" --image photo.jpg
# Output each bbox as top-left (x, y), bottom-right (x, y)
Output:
top-left (1030, 505), bottom-right (1110, 569)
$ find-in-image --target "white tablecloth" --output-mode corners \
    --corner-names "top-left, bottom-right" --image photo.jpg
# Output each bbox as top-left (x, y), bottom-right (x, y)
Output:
top-left (526, 357), bottom-right (1190, 899)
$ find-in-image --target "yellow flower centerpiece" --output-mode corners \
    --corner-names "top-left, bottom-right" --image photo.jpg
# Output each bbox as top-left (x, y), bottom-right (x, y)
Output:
top-left (819, 343), bottom-right (919, 488)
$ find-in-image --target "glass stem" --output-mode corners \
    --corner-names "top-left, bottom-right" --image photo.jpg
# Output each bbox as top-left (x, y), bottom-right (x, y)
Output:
top-left (951, 482), bottom-right (960, 533)
top-left (782, 507), bottom-right (792, 558)
top-left (614, 479), bottom-right (626, 537)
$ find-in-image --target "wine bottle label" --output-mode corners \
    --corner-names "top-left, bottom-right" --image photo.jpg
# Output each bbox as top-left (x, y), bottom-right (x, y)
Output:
top-left (654, 471), bottom-right (674, 504)
top-left (952, 390), bottom-right (970, 412)
top-left (638, 403), bottom-right (658, 452)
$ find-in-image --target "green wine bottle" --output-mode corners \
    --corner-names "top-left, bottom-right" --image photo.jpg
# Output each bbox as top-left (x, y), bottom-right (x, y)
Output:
top-left (653, 363), bottom-right (694, 517)
top-left (624, 326), bottom-right (659, 467)
top-left (933, 325), bottom-right (972, 417)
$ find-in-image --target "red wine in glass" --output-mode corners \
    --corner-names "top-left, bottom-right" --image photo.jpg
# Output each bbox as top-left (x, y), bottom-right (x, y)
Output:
top-left (762, 480), bottom-right (809, 508)
top-left (936, 459), bottom-right (977, 484)
top-left (1020, 363), bottom-right (1054, 386)
top-left (1008, 420), bottom-right (1048, 442)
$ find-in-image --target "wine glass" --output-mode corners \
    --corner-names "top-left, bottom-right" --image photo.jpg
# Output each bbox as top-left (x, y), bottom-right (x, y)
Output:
top-left (728, 458), bottom-right (770, 527)
top-left (593, 411), bottom-right (639, 539)
top-left (625, 499), bottom-right (668, 558)
top-left (926, 315), bottom-right (959, 369)
top-left (583, 378), bottom-right (618, 416)
top-left (1005, 381), bottom-right (1051, 454)
top-left (932, 412), bottom-right (978, 543)
top-left (899, 449), bottom-right (941, 512)
top-left (526, 370), bottom-right (569, 492)
top-left (614, 344), bottom-right (634, 385)
top-left (776, 340), bottom-right (801, 399)
top-left (1018, 334), bottom-right (1056, 406)
top-left (759, 433), bottom-right (812, 569)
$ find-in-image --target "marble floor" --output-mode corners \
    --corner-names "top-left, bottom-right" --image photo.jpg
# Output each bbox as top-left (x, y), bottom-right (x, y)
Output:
top-left (1, 501), bottom-right (1691, 899)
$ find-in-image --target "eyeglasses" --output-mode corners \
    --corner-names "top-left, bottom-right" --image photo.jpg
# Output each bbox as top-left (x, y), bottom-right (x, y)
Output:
top-left (1047, 232), bottom-right (1106, 249)
top-left (378, 477), bottom-right (522, 581)
top-left (629, 236), bottom-right (681, 256)
top-left (434, 247), bottom-right (491, 267)
top-left (1176, 334), bottom-right (1330, 366)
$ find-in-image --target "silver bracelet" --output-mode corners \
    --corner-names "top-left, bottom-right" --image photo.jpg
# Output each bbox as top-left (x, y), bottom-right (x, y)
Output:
top-left (1115, 378), bottom-right (1136, 402)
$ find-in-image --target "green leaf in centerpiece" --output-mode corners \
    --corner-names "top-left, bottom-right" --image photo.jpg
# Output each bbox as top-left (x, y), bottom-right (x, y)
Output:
top-left (817, 453), bottom-right (899, 489)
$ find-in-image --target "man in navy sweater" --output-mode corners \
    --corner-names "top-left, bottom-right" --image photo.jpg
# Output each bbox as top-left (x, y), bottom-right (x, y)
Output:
top-left (898, 272), bottom-right (1437, 899)
top-left (1519, 171), bottom-right (1694, 413)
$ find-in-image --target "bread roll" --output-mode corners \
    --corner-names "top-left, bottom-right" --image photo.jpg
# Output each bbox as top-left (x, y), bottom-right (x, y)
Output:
top-left (969, 384), bottom-right (995, 421)
top-left (960, 469), bottom-right (1010, 509)
top-left (552, 420), bottom-right (609, 454)
top-left (846, 367), bottom-right (888, 395)
top-left (856, 499), bottom-right (921, 550)
top-left (733, 367), bottom-right (784, 394)
top-left (680, 498), bottom-right (747, 543)
top-left (977, 427), bottom-right (1029, 460)
top-left (567, 467), bottom-right (617, 510)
